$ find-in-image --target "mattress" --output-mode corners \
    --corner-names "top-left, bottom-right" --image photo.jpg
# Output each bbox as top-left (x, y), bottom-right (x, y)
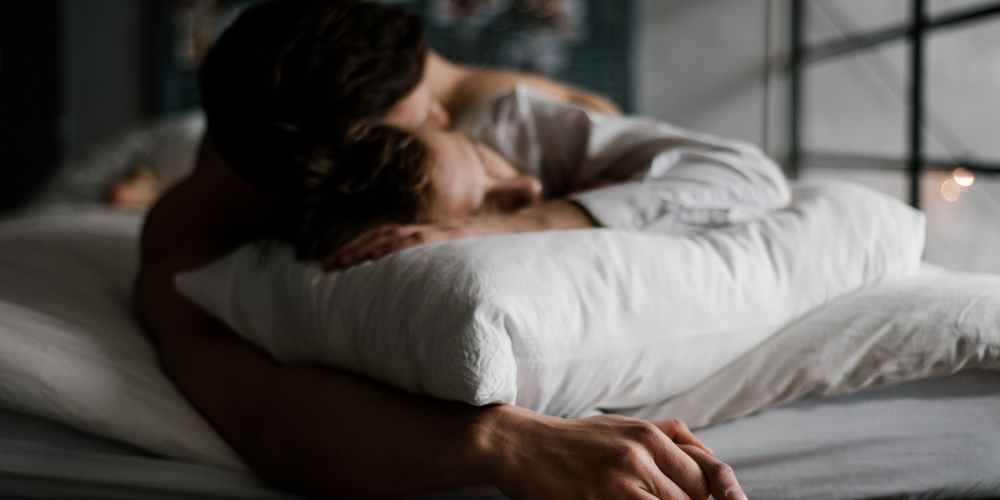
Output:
top-left (1, 371), bottom-right (998, 500)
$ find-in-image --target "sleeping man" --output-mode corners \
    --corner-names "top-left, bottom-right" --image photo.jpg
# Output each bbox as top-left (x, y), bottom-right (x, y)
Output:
top-left (272, 86), bottom-right (790, 268)
top-left (137, 1), bottom-right (750, 499)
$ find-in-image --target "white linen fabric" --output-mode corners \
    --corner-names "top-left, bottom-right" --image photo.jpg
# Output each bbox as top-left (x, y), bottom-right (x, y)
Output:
top-left (0, 207), bottom-right (244, 469)
top-left (455, 87), bottom-right (790, 234)
top-left (701, 371), bottom-right (1000, 500)
top-left (176, 181), bottom-right (925, 417)
top-left (623, 263), bottom-right (1000, 427)
top-left (3, 373), bottom-right (1000, 500)
top-left (28, 113), bottom-right (204, 208)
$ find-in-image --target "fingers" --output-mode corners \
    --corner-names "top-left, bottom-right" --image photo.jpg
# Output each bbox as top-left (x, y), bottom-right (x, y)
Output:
top-left (651, 419), bottom-right (714, 456)
top-left (343, 228), bottom-right (420, 264)
top-left (632, 481), bottom-right (689, 500)
top-left (323, 226), bottom-right (425, 270)
top-left (617, 421), bottom-right (707, 500)
top-left (678, 445), bottom-right (746, 500)
top-left (649, 439), bottom-right (710, 500)
top-left (323, 226), bottom-right (392, 269)
top-left (640, 463), bottom-right (694, 500)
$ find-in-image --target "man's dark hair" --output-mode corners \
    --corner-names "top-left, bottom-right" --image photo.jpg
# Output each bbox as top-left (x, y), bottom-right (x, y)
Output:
top-left (200, 0), bottom-right (428, 193)
top-left (272, 125), bottom-right (436, 260)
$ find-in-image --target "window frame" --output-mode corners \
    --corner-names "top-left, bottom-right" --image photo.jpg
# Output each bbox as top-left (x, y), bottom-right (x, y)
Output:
top-left (788, 0), bottom-right (1000, 208)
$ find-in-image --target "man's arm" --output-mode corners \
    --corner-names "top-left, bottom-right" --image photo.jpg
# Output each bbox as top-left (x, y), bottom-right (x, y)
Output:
top-left (138, 138), bottom-right (745, 500)
top-left (568, 143), bottom-right (791, 233)
top-left (425, 53), bottom-right (621, 120)
top-left (325, 199), bottom-right (595, 269)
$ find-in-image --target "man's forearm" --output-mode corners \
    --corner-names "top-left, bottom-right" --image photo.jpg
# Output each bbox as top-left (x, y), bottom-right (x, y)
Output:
top-left (139, 252), bottom-right (744, 500)
top-left (138, 258), bottom-right (500, 497)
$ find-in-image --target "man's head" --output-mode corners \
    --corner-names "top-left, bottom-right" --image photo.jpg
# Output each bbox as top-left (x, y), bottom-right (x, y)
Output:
top-left (278, 125), bottom-right (541, 260)
top-left (200, 0), bottom-right (436, 193)
top-left (415, 128), bottom-right (542, 221)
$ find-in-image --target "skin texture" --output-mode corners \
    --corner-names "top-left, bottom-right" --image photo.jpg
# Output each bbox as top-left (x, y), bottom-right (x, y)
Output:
top-left (136, 52), bottom-right (746, 500)
top-left (107, 165), bottom-right (162, 212)
top-left (422, 129), bottom-right (543, 220)
top-left (324, 128), bottom-right (596, 270)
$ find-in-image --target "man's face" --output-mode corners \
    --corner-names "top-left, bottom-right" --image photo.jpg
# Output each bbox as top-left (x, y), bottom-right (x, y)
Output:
top-left (382, 78), bottom-right (451, 131)
top-left (413, 128), bottom-right (542, 221)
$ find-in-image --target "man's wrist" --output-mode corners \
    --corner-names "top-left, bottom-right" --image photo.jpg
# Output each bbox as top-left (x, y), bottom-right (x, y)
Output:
top-left (463, 403), bottom-right (537, 486)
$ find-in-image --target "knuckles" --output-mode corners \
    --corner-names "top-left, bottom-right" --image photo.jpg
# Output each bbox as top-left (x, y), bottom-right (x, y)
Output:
top-left (707, 461), bottom-right (734, 480)
top-left (626, 421), bottom-right (668, 446)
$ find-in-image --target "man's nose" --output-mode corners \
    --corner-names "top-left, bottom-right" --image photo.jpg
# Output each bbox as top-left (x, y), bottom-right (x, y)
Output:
top-left (485, 176), bottom-right (543, 213)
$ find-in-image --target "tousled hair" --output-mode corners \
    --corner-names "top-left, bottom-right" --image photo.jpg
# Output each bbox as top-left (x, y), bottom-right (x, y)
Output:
top-left (272, 125), bottom-right (437, 260)
top-left (199, 0), bottom-right (428, 193)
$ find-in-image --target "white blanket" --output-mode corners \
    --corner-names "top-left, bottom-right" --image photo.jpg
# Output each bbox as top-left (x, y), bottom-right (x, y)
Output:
top-left (622, 264), bottom-right (1000, 426)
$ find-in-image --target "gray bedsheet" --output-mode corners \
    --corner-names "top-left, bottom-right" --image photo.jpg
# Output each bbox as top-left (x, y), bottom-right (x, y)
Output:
top-left (1, 371), bottom-right (998, 499)
top-left (702, 371), bottom-right (1000, 500)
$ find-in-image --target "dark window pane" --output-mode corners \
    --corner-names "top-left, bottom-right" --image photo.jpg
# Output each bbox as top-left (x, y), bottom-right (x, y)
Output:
top-left (921, 170), bottom-right (1000, 274)
top-left (928, 0), bottom-right (998, 20)
top-left (925, 15), bottom-right (1000, 163)
top-left (802, 40), bottom-right (908, 158)
top-left (805, 0), bottom-right (908, 48)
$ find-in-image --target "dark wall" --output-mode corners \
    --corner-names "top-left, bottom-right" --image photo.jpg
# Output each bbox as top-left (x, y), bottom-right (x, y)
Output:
top-left (63, 0), bottom-right (150, 161)
top-left (0, 1), bottom-right (63, 212)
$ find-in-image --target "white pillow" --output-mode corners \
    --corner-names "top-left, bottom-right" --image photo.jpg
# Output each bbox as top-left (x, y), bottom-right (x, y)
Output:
top-left (0, 207), bottom-right (244, 469)
top-left (176, 181), bottom-right (925, 417)
top-left (626, 264), bottom-right (1000, 427)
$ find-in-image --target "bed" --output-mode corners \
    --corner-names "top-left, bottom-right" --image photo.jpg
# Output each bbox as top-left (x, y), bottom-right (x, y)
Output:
top-left (1, 205), bottom-right (998, 500)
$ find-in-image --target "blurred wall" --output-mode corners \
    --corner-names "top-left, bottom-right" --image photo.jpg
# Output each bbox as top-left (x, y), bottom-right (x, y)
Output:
top-left (633, 0), bottom-right (1000, 274)
top-left (62, 0), bottom-right (149, 161)
top-left (635, 0), bottom-right (786, 158)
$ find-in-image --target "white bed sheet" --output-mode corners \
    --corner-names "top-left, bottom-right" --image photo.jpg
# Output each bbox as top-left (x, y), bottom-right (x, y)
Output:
top-left (1, 372), bottom-right (998, 500)
top-left (0, 206), bottom-right (242, 467)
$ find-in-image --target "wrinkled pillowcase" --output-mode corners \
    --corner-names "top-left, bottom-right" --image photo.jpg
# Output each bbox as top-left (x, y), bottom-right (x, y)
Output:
top-left (176, 181), bottom-right (925, 417)
top-left (625, 264), bottom-right (1000, 428)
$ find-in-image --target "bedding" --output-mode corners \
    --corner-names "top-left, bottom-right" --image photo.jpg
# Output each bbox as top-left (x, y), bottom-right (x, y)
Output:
top-left (1, 202), bottom-right (998, 500)
top-left (621, 263), bottom-right (1000, 426)
top-left (3, 376), bottom-right (999, 500)
top-left (456, 86), bottom-right (791, 233)
top-left (0, 207), bottom-right (243, 468)
top-left (176, 181), bottom-right (925, 417)
top-left (28, 113), bottom-right (204, 208)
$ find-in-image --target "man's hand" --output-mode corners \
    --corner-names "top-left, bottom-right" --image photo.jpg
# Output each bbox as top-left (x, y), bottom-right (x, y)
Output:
top-left (476, 405), bottom-right (745, 500)
top-left (324, 216), bottom-right (512, 270)
top-left (324, 200), bottom-right (596, 270)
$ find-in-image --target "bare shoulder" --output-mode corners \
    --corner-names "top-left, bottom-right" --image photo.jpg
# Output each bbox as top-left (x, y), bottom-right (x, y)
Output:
top-left (136, 133), bottom-right (273, 352)
top-left (424, 52), bottom-right (469, 116)
top-left (140, 134), bottom-right (272, 268)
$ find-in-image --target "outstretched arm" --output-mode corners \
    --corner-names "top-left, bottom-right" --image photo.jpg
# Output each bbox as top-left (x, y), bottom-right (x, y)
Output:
top-left (426, 52), bottom-right (621, 120)
top-left (325, 199), bottom-right (595, 269)
top-left (569, 141), bottom-right (791, 233)
top-left (138, 138), bottom-right (745, 499)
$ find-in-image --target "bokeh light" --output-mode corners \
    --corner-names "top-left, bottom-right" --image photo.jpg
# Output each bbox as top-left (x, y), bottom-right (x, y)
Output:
top-left (953, 167), bottom-right (975, 187)
top-left (941, 178), bottom-right (962, 202)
